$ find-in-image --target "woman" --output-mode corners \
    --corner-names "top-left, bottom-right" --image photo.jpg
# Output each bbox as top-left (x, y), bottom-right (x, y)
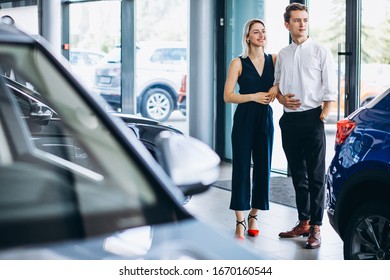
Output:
top-left (224, 19), bottom-right (277, 240)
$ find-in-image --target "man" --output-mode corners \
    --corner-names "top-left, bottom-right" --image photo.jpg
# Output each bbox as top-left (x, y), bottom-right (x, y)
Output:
top-left (274, 3), bottom-right (337, 249)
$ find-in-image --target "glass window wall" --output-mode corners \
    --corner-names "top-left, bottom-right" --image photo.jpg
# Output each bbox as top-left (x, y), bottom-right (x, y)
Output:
top-left (360, 0), bottom-right (390, 106)
top-left (67, 0), bottom-right (188, 131)
top-left (308, 0), bottom-right (346, 168)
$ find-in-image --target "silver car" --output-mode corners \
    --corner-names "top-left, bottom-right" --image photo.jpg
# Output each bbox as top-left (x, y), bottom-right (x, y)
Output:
top-left (0, 20), bottom-right (267, 260)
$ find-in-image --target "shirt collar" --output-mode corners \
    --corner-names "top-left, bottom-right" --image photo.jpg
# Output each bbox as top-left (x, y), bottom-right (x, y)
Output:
top-left (291, 36), bottom-right (312, 49)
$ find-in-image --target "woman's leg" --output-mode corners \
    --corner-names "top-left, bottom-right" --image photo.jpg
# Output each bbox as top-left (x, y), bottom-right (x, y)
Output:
top-left (235, 210), bottom-right (246, 239)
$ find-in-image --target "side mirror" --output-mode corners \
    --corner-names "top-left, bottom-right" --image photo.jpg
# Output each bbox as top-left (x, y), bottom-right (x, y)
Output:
top-left (155, 131), bottom-right (220, 196)
top-left (30, 102), bottom-right (52, 125)
top-left (27, 102), bottom-right (53, 133)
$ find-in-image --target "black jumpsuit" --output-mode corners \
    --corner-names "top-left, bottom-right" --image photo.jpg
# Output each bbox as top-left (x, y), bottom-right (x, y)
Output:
top-left (229, 54), bottom-right (274, 211)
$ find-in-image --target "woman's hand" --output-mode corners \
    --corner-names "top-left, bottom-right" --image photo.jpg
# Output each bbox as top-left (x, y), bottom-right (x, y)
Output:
top-left (253, 91), bottom-right (272, 105)
top-left (268, 85), bottom-right (279, 102)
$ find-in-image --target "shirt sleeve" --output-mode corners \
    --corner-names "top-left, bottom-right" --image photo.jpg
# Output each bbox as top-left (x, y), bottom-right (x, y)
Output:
top-left (322, 47), bottom-right (338, 101)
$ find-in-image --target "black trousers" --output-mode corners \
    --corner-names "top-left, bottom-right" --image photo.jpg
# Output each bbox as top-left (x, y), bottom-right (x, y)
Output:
top-left (279, 106), bottom-right (326, 226)
top-left (229, 106), bottom-right (274, 211)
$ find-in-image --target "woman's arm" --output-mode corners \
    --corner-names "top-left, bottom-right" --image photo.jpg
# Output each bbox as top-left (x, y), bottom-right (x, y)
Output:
top-left (224, 58), bottom-right (271, 105)
top-left (266, 54), bottom-right (279, 102)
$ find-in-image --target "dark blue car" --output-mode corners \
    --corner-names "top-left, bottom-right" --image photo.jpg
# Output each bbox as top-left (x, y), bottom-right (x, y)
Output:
top-left (326, 88), bottom-right (390, 260)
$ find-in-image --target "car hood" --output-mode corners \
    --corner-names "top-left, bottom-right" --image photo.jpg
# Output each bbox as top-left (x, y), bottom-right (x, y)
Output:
top-left (113, 112), bottom-right (161, 125)
top-left (0, 219), bottom-right (271, 260)
top-left (113, 112), bottom-right (183, 135)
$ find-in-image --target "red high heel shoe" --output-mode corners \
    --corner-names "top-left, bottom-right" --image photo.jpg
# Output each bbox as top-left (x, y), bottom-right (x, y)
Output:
top-left (235, 219), bottom-right (246, 240)
top-left (247, 214), bottom-right (259, 237)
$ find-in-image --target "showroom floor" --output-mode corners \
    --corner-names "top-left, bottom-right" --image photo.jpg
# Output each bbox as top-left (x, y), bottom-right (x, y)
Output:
top-left (184, 161), bottom-right (344, 260)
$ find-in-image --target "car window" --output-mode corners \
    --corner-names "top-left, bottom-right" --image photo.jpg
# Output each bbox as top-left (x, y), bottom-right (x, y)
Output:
top-left (373, 91), bottom-right (390, 111)
top-left (366, 89), bottom-right (390, 111)
top-left (149, 48), bottom-right (186, 64)
top-left (0, 42), bottom-right (165, 247)
top-left (70, 51), bottom-right (104, 66)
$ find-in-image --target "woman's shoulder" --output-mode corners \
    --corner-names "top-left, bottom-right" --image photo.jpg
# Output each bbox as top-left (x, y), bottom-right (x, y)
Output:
top-left (230, 57), bottom-right (243, 66)
top-left (228, 57), bottom-right (243, 73)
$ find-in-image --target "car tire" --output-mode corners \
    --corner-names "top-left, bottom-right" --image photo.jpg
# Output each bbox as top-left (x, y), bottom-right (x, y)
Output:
top-left (343, 202), bottom-right (390, 260)
top-left (141, 88), bottom-right (173, 122)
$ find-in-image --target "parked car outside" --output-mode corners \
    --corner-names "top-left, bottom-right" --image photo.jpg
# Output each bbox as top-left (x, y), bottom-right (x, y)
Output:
top-left (0, 20), bottom-right (269, 260)
top-left (93, 42), bottom-right (187, 122)
top-left (69, 49), bottom-right (106, 87)
top-left (326, 88), bottom-right (390, 260)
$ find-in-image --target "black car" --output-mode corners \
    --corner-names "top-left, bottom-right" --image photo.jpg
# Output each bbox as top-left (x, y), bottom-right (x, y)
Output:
top-left (4, 74), bottom-right (183, 161)
top-left (0, 21), bottom-right (267, 260)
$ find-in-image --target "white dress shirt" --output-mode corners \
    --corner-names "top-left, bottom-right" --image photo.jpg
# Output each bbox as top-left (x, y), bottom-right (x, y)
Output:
top-left (274, 37), bottom-right (338, 112)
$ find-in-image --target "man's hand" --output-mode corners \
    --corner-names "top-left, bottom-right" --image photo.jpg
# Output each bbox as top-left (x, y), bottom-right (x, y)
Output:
top-left (277, 93), bottom-right (301, 110)
top-left (320, 101), bottom-right (334, 123)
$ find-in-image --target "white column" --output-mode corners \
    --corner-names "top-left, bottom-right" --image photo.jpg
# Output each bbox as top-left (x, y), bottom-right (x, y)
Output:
top-left (38, 0), bottom-right (62, 55)
top-left (189, 0), bottom-right (216, 148)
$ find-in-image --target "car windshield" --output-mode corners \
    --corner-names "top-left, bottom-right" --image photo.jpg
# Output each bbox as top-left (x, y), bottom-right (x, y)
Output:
top-left (0, 39), bottom-right (174, 247)
top-left (366, 88), bottom-right (390, 110)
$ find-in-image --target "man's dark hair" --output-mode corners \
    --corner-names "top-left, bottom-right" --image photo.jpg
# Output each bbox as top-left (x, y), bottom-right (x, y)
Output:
top-left (283, 2), bottom-right (308, 23)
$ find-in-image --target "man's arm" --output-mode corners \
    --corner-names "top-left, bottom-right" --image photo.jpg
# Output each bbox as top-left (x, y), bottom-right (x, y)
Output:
top-left (320, 101), bottom-right (333, 123)
top-left (276, 90), bottom-right (301, 110)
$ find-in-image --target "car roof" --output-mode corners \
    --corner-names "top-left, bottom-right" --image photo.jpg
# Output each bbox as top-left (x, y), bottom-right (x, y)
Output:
top-left (0, 22), bottom-right (35, 44)
top-left (70, 49), bottom-right (107, 56)
top-left (137, 41), bottom-right (186, 49)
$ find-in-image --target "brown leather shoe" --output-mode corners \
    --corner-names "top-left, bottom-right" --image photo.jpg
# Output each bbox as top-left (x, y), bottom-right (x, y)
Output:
top-left (305, 225), bottom-right (321, 249)
top-left (279, 220), bottom-right (310, 238)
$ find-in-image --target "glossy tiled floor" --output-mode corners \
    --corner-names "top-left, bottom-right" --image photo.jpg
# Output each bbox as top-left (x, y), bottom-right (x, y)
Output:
top-left (184, 161), bottom-right (344, 260)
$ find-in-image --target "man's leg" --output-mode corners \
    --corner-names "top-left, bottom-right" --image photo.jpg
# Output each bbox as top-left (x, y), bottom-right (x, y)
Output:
top-left (278, 114), bottom-right (310, 238)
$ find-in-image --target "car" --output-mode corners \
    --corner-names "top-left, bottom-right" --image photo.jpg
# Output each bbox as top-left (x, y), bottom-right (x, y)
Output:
top-left (0, 20), bottom-right (269, 260)
top-left (3, 74), bottom-right (183, 162)
top-left (325, 88), bottom-right (390, 260)
top-left (4, 74), bottom-right (190, 203)
top-left (69, 49), bottom-right (106, 87)
top-left (93, 42), bottom-right (187, 122)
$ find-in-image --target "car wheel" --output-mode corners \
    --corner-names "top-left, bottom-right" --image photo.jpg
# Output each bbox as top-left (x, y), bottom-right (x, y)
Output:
top-left (343, 202), bottom-right (390, 260)
top-left (141, 88), bottom-right (173, 122)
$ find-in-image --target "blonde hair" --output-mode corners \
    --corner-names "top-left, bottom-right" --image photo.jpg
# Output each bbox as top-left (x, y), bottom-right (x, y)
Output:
top-left (240, 18), bottom-right (266, 58)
